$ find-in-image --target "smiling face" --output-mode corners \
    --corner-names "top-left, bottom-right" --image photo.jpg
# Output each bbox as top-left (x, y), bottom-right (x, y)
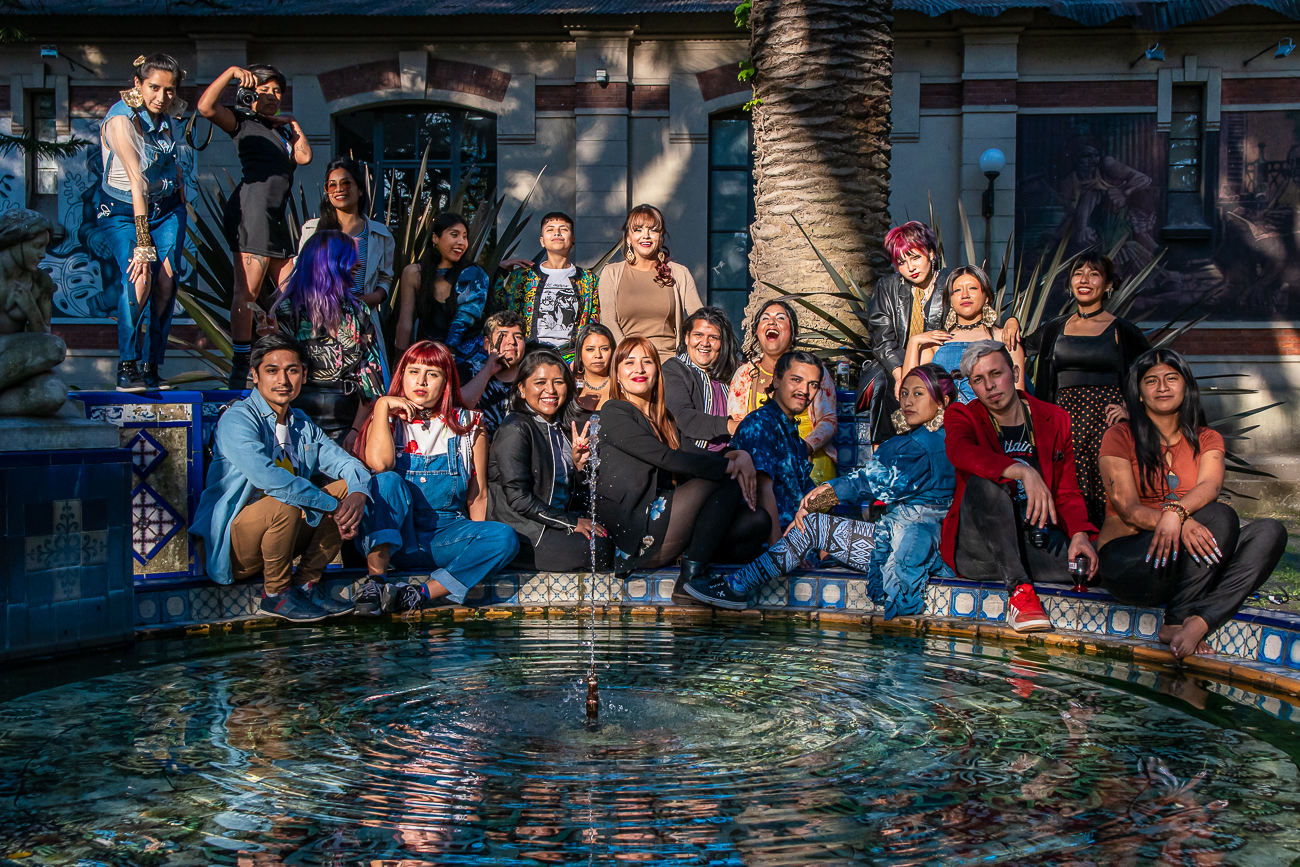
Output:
top-left (435, 223), bottom-right (469, 267)
top-left (251, 349), bottom-right (305, 414)
top-left (967, 351), bottom-right (1019, 415)
top-left (756, 304), bottom-right (794, 360)
top-left (773, 360), bottom-right (820, 417)
top-left (540, 219), bottom-right (574, 258)
top-left (899, 373), bottom-right (942, 428)
top-left (949, 274), bottom-right (987, 322)
top-left (580, 334), bottom-right (613, 379)
top-left (617, 345), bottom-right (658, 398)
top-left (521, 362), bottom-right (568, 421)
top-left (1139, 363), bottom-right (1186, 418)
top-left (626, 217), bottom-right (662, 263)
top-left (401, 362), bottom-right (447, 410)
top-left (326, 168), bottom-right (360, 215)
top-left (686, 319), bottom-right (723, 371)
top-left (1070, 261), bottom-right (1110, 307)
top-left (897, 247), bottom-right (934, 288)
top-left (252, 79), bottom-right (282, 117)
top-left (136, 70), bottom-right (179, 117)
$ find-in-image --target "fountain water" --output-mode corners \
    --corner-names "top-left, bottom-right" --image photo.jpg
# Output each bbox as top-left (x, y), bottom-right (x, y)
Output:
top-left (583, 416), bottom-right (601, 729)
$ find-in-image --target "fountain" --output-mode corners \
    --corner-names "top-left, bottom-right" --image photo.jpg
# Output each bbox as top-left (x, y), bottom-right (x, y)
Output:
top-left (583, 415), bottom-right (602, 730)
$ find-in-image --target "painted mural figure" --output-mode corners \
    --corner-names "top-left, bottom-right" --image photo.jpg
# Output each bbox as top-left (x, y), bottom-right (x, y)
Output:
top-left (1058, 140), bottom-right (1159, 275)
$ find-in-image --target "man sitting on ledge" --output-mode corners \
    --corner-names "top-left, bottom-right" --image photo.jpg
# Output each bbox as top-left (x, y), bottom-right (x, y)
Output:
top-left (192, 334), bottom-right (374, 622)
top-left (943, 340), bottom-right (1098, 632)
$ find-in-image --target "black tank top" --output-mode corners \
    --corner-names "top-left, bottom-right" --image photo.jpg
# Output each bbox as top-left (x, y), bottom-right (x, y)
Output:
top-left (1053, 320), bottom-right (1124, 389)
top-left (230, 108), bottom-right (296, 207)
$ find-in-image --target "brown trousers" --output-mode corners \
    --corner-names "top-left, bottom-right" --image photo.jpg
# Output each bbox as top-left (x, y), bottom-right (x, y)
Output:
top-left (230, 478), bottom-right (348, 594)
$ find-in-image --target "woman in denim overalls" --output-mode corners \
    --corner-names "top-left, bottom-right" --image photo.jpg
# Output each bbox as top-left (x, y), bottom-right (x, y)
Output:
top-left (354, 340), bottom-right (518, 614)
top-left (98, 53), bottom-right (188, 392)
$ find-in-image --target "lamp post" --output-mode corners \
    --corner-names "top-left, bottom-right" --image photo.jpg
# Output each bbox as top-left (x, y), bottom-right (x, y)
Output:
top-left (979, 148), bottom-right (1006, 270)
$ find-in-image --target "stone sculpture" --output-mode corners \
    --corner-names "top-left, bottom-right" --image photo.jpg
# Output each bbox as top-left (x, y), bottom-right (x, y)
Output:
top-left (0, 209), bottom-right (68, 416)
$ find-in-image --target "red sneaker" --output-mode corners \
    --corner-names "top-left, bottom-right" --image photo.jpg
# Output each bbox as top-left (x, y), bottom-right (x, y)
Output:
top-left (1006, 583), bottom-right (1051, 633)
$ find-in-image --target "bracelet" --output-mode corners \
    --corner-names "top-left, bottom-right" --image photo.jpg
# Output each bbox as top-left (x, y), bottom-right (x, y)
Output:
top-left (132, 245), bottom-right (158, 263)
top-left (134, 215), bottom-right (152, 248)
top-left (1162, 501), bottom-right (1190, 523)
top-left (805, 486), bottom-right (841, 514)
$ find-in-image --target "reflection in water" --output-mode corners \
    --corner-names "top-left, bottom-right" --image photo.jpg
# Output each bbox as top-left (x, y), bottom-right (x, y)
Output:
top-left (0, 622), bottom-right (1298, 865)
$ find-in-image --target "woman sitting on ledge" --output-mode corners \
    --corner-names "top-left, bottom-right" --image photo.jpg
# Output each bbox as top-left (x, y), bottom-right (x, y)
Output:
top-left (1098, 348), bottom-right (1285, 660)
top-left (688, 363), bottom-right (957, 619)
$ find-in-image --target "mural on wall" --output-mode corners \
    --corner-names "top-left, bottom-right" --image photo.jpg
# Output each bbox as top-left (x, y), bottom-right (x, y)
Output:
top-left (0, 116), bottom-right (199, 320)
top-left (1017, 110), bottom-right (1300, 322)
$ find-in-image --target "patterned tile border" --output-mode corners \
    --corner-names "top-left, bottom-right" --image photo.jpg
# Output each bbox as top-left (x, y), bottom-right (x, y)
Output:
top-left (133, 569), bottom-right (1300, 701)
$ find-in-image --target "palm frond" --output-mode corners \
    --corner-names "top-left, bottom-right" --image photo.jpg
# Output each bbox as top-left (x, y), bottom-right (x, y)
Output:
top-left (0, 130), bottom-right (92, 160)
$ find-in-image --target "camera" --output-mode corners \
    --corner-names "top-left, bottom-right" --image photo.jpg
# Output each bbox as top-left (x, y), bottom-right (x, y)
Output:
top-left (235, 86), bottom-right (257, 110)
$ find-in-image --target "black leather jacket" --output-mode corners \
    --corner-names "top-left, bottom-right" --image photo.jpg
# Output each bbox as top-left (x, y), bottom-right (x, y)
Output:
top-left (488, 412), bottom-right (582, 544)
top-left (860, 269), bottom-right (947, 442)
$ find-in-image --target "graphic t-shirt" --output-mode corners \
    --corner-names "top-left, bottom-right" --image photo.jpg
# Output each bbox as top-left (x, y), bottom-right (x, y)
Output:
top-left (272, 422), bottom-right (302, 476)
top-left (996, 422), bottom-right (1040, 505)
top-left (392, 416), bottom-right (454, 457)
top-left (533, 265), bottom-right (578, 346)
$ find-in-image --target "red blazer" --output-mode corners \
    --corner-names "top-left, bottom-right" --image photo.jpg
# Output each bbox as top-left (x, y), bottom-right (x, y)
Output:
top-left (940, 391), bottom-right (1097, 569)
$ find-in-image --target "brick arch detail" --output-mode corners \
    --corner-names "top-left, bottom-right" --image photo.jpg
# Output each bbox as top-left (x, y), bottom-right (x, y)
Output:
top-left (697, 62), bottom-right (749, 104)
top-left (318, 58), bottom-right (511, 105)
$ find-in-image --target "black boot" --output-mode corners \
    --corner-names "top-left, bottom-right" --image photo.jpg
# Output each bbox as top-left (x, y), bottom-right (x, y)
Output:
top-left (138, 362), bottom-right (170, 391)
top-left (675, 558), bottom-right (711, 602)
top-left (116, 361), bottom-right (145, 393)
top-left (227, 353), bottom-right (251, 390)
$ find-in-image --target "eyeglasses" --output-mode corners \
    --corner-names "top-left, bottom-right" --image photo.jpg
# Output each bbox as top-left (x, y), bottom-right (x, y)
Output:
top-left (326, 180), bottom-right (355, 191)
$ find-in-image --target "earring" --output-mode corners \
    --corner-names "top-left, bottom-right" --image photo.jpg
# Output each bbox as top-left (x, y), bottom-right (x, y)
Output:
top-left (624, 243), bottom-right (637, 265)
top-left (121, 87), bottom-right (144, 109)
top-left (891, 408), bottom-right (911, 434)
top-left (981, 302), bottom-right (996, 327)
top-left (925, 406), bottom-right (945, 432)
top-left (944, 308), bottom-right (957, 330)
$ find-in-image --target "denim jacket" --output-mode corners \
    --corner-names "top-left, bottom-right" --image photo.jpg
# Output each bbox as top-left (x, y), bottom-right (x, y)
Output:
top-left (99, 99), bottom-right (181, 206)
top-left (191, 389), bottom-right (372, 583)
top-left (828, 426), bottom-right (954, 510)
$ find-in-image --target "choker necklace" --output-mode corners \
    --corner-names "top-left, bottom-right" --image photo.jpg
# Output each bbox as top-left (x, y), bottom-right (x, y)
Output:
top-left (1076, 307), bottom-right (1105, 319)
top-left (953, 321), bottom-right (986, 332)
top-left (584, 376), bottom-right (609, 390)
top-left (415, 408), bottom-right (436, 431)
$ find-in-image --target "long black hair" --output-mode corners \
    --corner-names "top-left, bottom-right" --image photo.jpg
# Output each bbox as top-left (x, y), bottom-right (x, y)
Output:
top-left (415, 212), bottom-right (471, 341)
top-left (511, 349), bottom-right (583, 428)
top-left (1122, 348), bottom-right (1207, 497)
top-left (572, 322), bottom-right (615, 379)
top-left (677, 306), bottom-right (740, 382)
top-left (317, 157), bottom-right (371, 231)
top-left (749, 298), bottom-right (799, 357)
top-left (133, 53), bottom-right (184, 85)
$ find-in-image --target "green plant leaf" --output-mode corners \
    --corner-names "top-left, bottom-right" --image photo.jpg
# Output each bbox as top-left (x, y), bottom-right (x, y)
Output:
top-left (956, 197), bottom-right (976, 268)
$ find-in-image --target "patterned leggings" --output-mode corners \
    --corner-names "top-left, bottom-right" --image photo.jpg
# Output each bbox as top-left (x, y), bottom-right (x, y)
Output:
top-left (727, 513), bottom-right (876, 592)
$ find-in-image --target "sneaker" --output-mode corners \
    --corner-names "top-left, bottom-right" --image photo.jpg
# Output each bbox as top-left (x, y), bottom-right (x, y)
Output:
top-left (303, 582), bottom-right (353, 617)
top-left (381, 582), bottom-right (425, 614)
top-left (227, 356), bottom-right (251, 390)
top-left (683, 572), bottom-right (749, 611)
top-left (260, 586), bottom-right (330, 622)
top-left (1006, 583), bottom-right (1051, 633)
top-left (116, 361), bottom-right (145, 393)
top-left (137, 362), bottom-right (171, 391)
top-left (353, 577), bottom-right (384, 617)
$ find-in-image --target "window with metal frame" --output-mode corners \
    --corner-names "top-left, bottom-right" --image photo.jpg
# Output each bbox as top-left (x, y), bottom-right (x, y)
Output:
top-left (707, 110), bottom-right (755, 335)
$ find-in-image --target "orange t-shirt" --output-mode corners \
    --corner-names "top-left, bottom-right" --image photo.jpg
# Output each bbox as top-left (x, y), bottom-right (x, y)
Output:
top-left (1099, 423), bottom-right (1225, 517)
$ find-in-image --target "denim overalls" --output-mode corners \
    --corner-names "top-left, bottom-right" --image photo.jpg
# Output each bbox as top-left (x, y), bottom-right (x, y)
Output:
top-left (362, 413), bottom-right (518, 603)
top-left (98, 99), bottom-right (187, 365)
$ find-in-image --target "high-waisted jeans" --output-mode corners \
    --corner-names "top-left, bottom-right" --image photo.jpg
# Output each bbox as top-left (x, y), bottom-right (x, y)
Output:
top-left (100, 194), bottom-right (185, 365)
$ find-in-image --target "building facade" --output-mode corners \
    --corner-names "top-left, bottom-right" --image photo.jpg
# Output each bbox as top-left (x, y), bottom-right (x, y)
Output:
top-left (5, 0), bottom-right (1300, 454)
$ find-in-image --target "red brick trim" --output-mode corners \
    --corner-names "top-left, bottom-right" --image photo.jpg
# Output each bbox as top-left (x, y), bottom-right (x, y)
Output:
top-left (1171, 328), bottom-right (1300, 356)
top-left (428, 59), bottom-right (510, 103)
top-left (318, 59), bottom-right (401, 103)
top-left (920, 82), bottom-right (961, 110)
top-left (536, 84), bottom-right (577, 112)
top-left (631, 84), bottom-right (669, 112)
top-left (696, 62), bottom-right (747, 103)
top-left (1018, 80), bottom-right (1155, 108)
top-left (1222, 78), bottom-right (1300, 105)
top-left (55, 323), bottom-right (218, 352)
top-left (576, 82), bottom-right (628, 110)
top-left (962, 79), bottom-right (1017, 107)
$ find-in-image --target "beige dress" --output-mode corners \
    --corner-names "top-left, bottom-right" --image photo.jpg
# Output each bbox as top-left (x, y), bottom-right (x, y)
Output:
top-left (616, 268), bottom-right (678, 360)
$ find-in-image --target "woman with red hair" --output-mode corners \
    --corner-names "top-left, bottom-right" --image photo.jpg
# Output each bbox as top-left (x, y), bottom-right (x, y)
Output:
top-left (594, 336), bottom-right (769, 590)
top-left (353, 340), bottom-right (518, 614)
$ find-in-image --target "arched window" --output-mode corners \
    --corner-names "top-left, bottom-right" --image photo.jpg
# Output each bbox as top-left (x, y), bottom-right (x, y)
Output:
top-left (707, 110), bottom-right (755, 334)
top-left (335, 106), bottom-right (495, 222)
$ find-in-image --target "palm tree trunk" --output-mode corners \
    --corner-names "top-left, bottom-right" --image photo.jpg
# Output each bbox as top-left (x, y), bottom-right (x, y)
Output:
top-left (746, 0), bottom-right (893, 350)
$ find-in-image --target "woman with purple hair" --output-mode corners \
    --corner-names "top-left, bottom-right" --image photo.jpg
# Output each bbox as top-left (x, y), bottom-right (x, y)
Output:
top-left (710, 363), bottom-right (958, 620)
top-left (272, 229), bottom-right (386, 448)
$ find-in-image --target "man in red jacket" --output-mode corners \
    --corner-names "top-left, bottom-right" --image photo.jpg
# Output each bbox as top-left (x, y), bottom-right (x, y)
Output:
top-left (943, 341), bottom-right (1099, 632)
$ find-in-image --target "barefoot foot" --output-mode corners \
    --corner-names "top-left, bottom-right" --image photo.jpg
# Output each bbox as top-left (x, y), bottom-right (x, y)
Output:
top-left (1170, 615), bottom-right (1210, 660)
top-left (1158, 623), bottom-right (1182, 646)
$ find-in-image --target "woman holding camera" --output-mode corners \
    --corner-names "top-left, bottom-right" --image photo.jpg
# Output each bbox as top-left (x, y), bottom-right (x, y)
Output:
top-left (198, 64), bottom-right (313, 388)
top-left (99, 53), bottom-right (188, 393)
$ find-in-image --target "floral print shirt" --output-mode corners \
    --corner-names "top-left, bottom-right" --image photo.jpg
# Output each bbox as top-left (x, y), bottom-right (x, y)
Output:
top-left (726, 360), bottom-right (838, 456)
top-left (277, 297), bottom-right (385, 402)
top-left (730, 399), bottom-right (815, 529)
top-left (489, 262), bottom-right (599, 349)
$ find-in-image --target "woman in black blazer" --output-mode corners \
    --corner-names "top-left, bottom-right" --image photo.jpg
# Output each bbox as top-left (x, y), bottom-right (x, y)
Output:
top-left (489, 350), bottom-right (614, 571)
top-left (595, 336), bottom-right (769, 585)
top-left (661, 306), bottom-right (740, 455)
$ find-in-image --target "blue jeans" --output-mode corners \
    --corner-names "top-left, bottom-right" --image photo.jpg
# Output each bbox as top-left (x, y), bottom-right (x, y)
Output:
top-left (101, 195), bottom-right (185, 364)
top-left (360, 470), bottom-right (518, 604)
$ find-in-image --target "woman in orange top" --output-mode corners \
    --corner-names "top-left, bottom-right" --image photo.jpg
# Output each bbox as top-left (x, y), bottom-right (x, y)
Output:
top-left (1098, 349), bottom-right (1284, 660)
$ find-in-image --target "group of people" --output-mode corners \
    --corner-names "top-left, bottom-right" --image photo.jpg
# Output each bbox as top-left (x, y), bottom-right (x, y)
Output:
top-left (109, 57), bottom-right (1284, 658)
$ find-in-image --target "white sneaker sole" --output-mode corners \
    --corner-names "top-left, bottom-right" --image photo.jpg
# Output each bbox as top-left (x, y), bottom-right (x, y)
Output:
top-left (1008, 614), bottom-right (1051, 633)
top-left (683, 582), bottom-right (747, 610)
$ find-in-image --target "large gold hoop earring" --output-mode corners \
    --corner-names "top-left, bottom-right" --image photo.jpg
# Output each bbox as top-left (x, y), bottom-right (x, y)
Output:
top-left (891, 408), bottom-right (911, 434)
top-left (944, 308), bottom-right (957, 330)
top-left (925, 406), bottom-right (945, 432)
top-left (121, 87), bottom-right (144, 109)
top-left (624, 243), bottom-right (637, 265)
top-left (981, 302), bottom-right (996, 327)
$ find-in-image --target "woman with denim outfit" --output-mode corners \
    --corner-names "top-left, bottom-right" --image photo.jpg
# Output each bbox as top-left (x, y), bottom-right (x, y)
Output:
top-left (702, 363), bottom-right (957, 620)
top-left (99, 53), bottom-right (188, 392)
top-left (353, 340), bottom-right (518, 614)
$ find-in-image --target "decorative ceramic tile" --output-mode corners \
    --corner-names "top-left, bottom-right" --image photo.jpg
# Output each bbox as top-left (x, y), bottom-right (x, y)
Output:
top-left (1077, 601), bottom-right (1108, 634)
top-left (1107, 607), bottom-right (1135, 637)
top-left (222, 585), bottom-right (256, 618)
top-left (1045, 596), bottom-right (1076, 631)
top-left (756, 576), bottom-right (786, 607)
top-left (464, 582), bottom-right (490, 606)
top-left (818, 578), bottom-right (847, 609)
top-left (652, 575), bottom-right (677, 604)
top-left (1285, 635), bottom-right (1300, 670)
top-left (517, 574), bottom-right (550, 605)
top-left (789, 577), bottom-right (818, 607)
top-left (1259, 628), bottom-right (1289, 664)
top-left (491, 576), bottom-right (521, 605)
top-left (126, 429), bottom-right (168, 478)
top-left (159, 591), bottom-right (189, 623)
top-left (1211, 620), bottom-right (1260, 658)
top-left (135, 592), bottom-right (160, 624)
top-left (846, 579), bottom-right (872, 611)
top-left (1134, 609), bottom-right (1163, 640)
top-left (130, 483), bottom-right (183, 564)
top-left (623, 575), bottom-right (653, 604)
top-left (190, 587), bottom-right (222, 621)
top-left (551, 572), bottom-right (581, 604)
top-left (925, 584), bottom-right (951, 617)
top-left (586, 573), bottom-right (618, 604)
top-left (978, 589), bottom-right (1007, 622)
top-left (950, 589), bottom-right (978, 618)
top-left (23, 499), bottom-right (97, 573)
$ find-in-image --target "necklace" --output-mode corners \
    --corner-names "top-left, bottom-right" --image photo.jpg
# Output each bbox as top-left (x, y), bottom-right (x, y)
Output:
top-left (1076, 307), bottom-right (1105, 319)
top-left (952, 321), bottom-right (986, 332)
top-left (583, 376), bottom-right (609, 391)
top-left (416, 408), bottom-right (436, 431)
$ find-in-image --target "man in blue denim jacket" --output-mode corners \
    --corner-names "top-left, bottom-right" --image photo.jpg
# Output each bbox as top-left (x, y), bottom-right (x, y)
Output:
top-left (191, 334), bottom-right (373, 622)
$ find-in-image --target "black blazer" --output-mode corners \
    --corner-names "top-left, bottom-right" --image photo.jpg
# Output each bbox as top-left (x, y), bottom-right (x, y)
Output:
top-left (661, 357), bottom-right (731, 455)
top-left (1023, 314), bottom-right (1152, 404)
top-left (593, 399), bottom-right (728, 556)
top-left (862, 269), bottom-right (947, 442)
top-left (488, 412), bottom-right (582, 544)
